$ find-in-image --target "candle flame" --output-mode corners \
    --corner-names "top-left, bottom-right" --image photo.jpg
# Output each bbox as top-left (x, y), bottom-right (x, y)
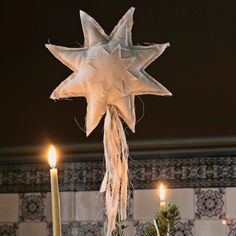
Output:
top-left (222, 219), bottom-right (227, 225)
top-left (159, 183), bottom-right (165, 202)
top-left (48, 145), bottom-right (57, 168)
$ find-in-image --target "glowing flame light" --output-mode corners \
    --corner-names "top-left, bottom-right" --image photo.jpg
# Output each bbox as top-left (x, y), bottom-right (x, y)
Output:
top-left (48, 145), bottom-right (57, 168)
top-left (159, 183), bottom-right (165, 202)
top-left (222, 219), bottom-right (227, 225)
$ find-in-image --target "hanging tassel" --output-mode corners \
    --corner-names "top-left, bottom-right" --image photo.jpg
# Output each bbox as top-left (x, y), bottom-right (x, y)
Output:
top-left (100, 105), bottom-right (129, 236)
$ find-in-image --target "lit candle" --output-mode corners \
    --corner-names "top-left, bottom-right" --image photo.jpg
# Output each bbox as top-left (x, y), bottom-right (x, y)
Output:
top-left (159, 183), bottom-right (166, 209)
top-left (48, 145), bottom-right (61, 236)
top-left (222, 219), bottom-right (227, 225)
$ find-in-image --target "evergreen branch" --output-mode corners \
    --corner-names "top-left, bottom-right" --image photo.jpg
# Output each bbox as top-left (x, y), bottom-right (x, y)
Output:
top-left (111, 213), bottom-right (128, 236)
top-left (143, 223), bottom-right (157, 236)
top-left (143, 203), bottom-right (181, 236)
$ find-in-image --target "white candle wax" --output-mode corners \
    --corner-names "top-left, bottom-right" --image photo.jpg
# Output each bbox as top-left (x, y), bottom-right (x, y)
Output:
top-left (48, 146), bottom-right (61, 236)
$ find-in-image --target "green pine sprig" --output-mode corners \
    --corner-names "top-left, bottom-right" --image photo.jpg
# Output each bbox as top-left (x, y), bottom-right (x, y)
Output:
top-left (143, 203), bottom-right (181, 236)
top-left (111, 214), bottom-right (128, 236)
top-left (142, 223), bottom-right (157, 236)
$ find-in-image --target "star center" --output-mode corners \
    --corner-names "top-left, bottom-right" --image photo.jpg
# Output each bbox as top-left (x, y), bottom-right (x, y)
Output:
top-left (88, 46), bottom-right (132, 92)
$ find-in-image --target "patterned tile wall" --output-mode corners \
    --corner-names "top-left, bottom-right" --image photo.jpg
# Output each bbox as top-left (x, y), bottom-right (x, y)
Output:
top-left (0, 155), bottom-right (236, 235)
top-left (0, 188), bottom-right (236, 235)
top-left (0, 156), bottom-right (236, 193)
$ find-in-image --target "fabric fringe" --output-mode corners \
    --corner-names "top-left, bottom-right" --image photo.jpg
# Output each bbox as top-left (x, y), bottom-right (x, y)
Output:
top-left (100, 105), bottom-right (129, 236)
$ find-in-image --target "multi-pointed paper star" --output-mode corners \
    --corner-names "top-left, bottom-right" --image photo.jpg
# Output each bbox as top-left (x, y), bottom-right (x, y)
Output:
top-left (46, 7), bottom-right (172, 136)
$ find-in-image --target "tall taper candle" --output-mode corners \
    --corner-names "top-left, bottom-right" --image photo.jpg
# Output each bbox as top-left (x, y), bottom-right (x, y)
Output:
top-left (48, 145), bottom-right (61, 236)
top-left (159, 183), bottom-right (166, 209)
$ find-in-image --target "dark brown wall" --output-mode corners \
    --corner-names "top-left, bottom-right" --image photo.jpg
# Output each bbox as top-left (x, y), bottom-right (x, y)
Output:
top-left (1, 0), bottom-right (236, 147)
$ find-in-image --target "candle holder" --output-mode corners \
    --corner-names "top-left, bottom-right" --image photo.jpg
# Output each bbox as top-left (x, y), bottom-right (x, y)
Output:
top-left (222, 218), bottom-right (234, 226)
top-left (160, 200), bottom-right (166, 209)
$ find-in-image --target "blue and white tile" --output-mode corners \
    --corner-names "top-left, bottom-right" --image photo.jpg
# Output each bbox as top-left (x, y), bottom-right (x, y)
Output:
top-left (127, 190), bottom-right (134, 220)
top-left (134, 221), bottom-right (153, 236)
top-left (227, 220), bottom-right (236, 236)
top-left (174, 220), bottom-right (194, 236)
top-left (195, 188), bottom-right (225, 219)
top-left (0, 223), bottom-right (18, 236)
top-left (19, 193), bottom-right (46, 222)
top-left (75, 222), bottom-right (103, 236)
top-left (48, 222), bottom-right (75, 236)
